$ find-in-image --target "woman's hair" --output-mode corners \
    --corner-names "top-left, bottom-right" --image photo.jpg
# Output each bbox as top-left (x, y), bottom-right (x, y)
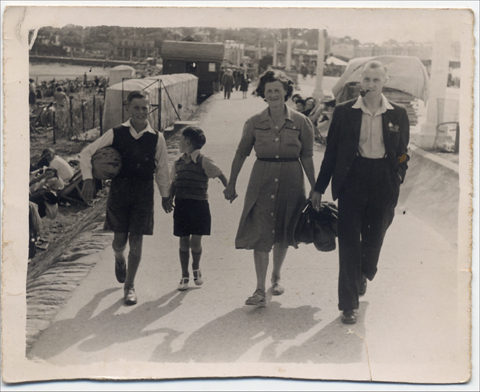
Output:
top-left (255, 70), bottom-right (294, 102)
top-left (296, 99), bottom-right (306, 108)
top-left (44, 167), bottom-right (58, 178)
top-left (305, 97), bottom-right (317, 108)
top-left (291, 94), bottom-right (303, 103)
top-left (182, 126), bottom-right (206, 150)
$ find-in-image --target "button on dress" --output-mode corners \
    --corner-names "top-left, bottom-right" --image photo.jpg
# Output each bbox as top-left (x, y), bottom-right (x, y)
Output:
top-left (235, 105), bottom-right (314, 252)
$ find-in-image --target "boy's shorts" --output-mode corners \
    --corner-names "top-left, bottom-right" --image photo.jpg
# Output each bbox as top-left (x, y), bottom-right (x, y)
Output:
top-left (104, 178), bottom-right (154, 235)
top-left (173, 198), bottom-right (211, 237)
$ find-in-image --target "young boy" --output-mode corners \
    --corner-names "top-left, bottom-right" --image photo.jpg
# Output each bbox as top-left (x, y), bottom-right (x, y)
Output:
top-left (79, 91), bottom-right (171, 306)
top-left (166, 127), bottom-right (227, 291)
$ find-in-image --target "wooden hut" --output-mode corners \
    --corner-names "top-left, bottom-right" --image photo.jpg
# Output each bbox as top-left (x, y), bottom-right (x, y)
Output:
top-left (161, 40), bottom-right (224, 100)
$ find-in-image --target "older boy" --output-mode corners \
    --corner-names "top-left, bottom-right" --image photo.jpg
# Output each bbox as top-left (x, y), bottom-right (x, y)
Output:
top-left (79, 91), bottom-right (171, 306)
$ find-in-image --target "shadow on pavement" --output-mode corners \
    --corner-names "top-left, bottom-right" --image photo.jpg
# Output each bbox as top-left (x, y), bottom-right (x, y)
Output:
top-left (149, 301), bottom-right (324, 363)
top-left (274, 301), bottom-right (369, 364)
top-left (28, 288), bottom-right (187, 361)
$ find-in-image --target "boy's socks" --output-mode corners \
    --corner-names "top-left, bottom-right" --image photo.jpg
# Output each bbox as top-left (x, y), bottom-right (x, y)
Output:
top-left (124, 253), bottom-right (141, 289)
top-left (179, 250), bottom-right (190, 278)
top-left (191, 249), bottom-right (202, 271)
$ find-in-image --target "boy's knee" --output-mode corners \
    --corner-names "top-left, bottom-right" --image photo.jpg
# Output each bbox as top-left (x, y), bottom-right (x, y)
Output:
top-left (179, 236), bottom-right (190, 252)
top-left (128, 234), bottom-right (143, 255)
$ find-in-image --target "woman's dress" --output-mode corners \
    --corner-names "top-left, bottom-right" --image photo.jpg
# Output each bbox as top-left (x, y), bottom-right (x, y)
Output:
top-left (235, 105), bottom-right (314, 252)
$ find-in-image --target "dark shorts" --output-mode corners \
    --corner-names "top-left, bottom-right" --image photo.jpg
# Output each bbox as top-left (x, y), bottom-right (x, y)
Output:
top-left (104, 178), bottom-right (154, 235)
top-left (173, 198), bottom-right (211, 237)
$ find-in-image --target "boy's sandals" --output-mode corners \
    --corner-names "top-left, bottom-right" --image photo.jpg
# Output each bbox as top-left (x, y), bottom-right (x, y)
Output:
top-left (178, 277), bottom-right (189, 291)
top-left (124, 286), bottom-right (137, 306)
top-left (245, 289), bottom-right (266, 307)
top-left (193, 269), bottom-right (204, 286)
top-left (271, 278), bottom-right (285, 296)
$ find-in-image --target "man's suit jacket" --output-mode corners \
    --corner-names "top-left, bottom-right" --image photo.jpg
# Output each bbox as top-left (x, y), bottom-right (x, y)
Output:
top-left (314, 97), bottom-right (410, 201)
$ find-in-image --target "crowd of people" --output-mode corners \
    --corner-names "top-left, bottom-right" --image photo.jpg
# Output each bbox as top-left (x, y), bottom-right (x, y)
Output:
top-left (220, 63), bottom-right (251, 99)
top-left (28, 147), bottom-right (77, 258)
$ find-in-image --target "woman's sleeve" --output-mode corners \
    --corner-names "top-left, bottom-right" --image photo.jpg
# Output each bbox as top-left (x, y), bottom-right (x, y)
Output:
top-left (299, 116), bottom-right (314, 158)
top-left (236, 118), bottom-right (255, 158)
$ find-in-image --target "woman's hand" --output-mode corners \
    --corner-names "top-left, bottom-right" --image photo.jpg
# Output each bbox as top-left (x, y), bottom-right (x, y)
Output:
top-left (311, 191), bottom-right (323, 211)
top-left (162, 197), bottom-right (174, 213)
top-left (223, 184), bottom-right (238, 203)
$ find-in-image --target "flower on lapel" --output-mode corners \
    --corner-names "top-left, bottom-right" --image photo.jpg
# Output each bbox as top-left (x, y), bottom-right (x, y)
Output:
top-left (388, 122), bottom-right (399, 133)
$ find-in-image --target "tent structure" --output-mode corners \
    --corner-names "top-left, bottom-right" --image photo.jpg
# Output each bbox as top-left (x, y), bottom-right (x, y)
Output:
top-left (325, 56), bottom-right (348, 66)
top-left (332, 55), bottom-right (429, 103)
top-left (103, 74), bottom-right (198, 132)
top-left (109, 65), bottom-right (136, 86)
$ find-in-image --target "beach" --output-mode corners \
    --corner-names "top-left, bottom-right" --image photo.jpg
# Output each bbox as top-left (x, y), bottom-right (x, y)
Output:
top-left (29, 63), bottom-right (111, 83)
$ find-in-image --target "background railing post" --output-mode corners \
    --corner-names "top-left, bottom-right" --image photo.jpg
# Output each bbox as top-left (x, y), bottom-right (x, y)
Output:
top-left (99, 104), bottom-right (103, 136)
top-left (81, 99), bottom-right (85, 133)
top-left (92, 95), bottom-right (96, 129)
top-left (52, 110), bottom-right (56, 145)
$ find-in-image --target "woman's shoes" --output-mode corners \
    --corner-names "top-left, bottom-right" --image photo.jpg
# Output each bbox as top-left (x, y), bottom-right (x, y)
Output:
top-left (245, 289), bottom-right (266, 307)
top-left (193, 269), bottom-right (204, 286)
top-left (271, 278), bottom-right (285, 296)
top-left (178, 277), bottom-right (189, 291)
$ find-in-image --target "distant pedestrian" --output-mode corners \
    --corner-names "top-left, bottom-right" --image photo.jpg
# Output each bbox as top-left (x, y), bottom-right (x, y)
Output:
top-left (239, 65), bottom-right (250, 99)
top-left (79, 91), bottom-right (172, 306)
top-left (167, 127), bottom-right (228, 291)
top-left (29, 79), bottom-right (37, 113)
top-left (222, 69), bottom-right (234, 99)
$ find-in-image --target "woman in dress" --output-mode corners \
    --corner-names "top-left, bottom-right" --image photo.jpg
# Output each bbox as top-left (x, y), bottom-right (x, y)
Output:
top-left (224, 70), bottom-right (316, 307)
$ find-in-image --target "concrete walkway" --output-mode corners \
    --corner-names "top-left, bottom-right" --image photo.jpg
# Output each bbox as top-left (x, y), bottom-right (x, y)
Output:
top-left (26, 84), bottom-right (469, 384)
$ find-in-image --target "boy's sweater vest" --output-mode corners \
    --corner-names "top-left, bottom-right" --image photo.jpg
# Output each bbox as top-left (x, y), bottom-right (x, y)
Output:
top-left (174, 154), bottom-right (208, 200)
top-left (111, 125), bottom-right (158, 181)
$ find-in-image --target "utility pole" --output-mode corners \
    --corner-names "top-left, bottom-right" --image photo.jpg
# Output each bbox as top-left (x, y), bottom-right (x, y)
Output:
top-left (273, 32), bottom-right (278, 67)
top-left (312, 29), bottom-right (326, 100)
top-left (286, 28), bottom-right (292, 71)
top-left (418, 23), bottom-right (452, 148)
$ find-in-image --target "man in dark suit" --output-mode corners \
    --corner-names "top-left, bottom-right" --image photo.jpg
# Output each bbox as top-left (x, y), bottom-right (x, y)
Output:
top-left (312, 61), bottom-right (410, 324)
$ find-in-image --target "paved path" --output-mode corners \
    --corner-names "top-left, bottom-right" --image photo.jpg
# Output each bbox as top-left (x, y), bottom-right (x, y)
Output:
top-left (27, 83), bottom-right (468, 383)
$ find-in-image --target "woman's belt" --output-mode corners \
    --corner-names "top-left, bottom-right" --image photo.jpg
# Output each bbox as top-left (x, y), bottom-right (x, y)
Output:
top-left (257, 157), bottom-right (299, 162)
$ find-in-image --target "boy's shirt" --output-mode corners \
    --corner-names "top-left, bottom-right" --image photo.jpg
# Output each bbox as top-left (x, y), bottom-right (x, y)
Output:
top-left (171, 149), bottom-right (223, 181)
top-left (79, 119), bottom-right (171, 197)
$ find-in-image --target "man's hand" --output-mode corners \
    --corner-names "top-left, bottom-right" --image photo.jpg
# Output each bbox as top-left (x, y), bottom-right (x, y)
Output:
top-left (81, 179), bottom-right (96, 202)
top-left (162, 197), bottom-right (174, 213)
top-left (223, 184), bottom-right (238, 203)
top-left (311, 191), bottom-right (323, 211)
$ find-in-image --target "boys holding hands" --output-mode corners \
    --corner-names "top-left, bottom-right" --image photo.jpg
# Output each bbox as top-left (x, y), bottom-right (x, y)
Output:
top-left (166, 127), bottom-right (228, 291)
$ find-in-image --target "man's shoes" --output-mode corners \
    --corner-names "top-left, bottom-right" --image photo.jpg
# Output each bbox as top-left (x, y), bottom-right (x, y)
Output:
top-left (193, 269), bottom-right (204, 286)
top-left (178, 277), bottom-right (189, 291)
top-left (115, 260), bottom-right (126, 283)
top-left (124, 287), bottom-right (137, 306)
top-left (359, 275), bottom-right (367, 296)
top-left (271, 278), bottom-right (285, 296)
top-left (245, 289), bottom-right (266, 307)
top-left (341, 310), bottom-right (357, 324)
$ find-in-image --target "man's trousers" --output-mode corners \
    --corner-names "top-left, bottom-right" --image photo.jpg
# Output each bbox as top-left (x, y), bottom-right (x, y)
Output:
top-left (337, 156), bottom-right (400, 311)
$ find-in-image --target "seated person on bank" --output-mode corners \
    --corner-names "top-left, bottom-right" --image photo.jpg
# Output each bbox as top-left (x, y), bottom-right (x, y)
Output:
top-left (29, 167), bottom-right (64, 219)
top-left (31, 147), bottom-right (75, 183)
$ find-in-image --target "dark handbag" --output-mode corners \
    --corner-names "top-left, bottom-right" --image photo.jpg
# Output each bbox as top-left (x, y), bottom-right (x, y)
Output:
top-left (294, 201), bottom-right (338, 252)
